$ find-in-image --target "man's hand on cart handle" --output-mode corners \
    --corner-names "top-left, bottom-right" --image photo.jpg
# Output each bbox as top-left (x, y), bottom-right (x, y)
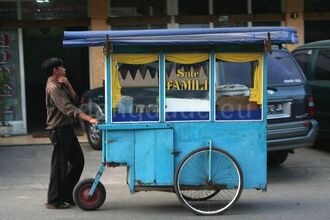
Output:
top-left (89, 118), bottom-right (99, 124)
top-left (79, 112), bottom-right (99, 125)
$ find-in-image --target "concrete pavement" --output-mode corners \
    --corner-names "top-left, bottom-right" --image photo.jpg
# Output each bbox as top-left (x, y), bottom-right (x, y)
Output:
top-left (0, 143), bottom-right (330, 220)
top-left (0, 132), bottom-right (88, 146)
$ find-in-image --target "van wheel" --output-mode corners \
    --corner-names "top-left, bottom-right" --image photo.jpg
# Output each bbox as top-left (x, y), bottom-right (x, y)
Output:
top-left (268, 151), bottom-right (289, 166)
top-left (85, 122), bottom-right (102, 150)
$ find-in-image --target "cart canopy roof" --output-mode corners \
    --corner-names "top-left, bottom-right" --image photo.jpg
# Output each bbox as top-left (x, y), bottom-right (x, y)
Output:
top-left (63, 27), bottom-right (297, 48)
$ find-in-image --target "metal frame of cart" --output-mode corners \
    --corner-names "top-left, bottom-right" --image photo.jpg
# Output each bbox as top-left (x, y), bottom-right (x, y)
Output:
top-left (63, 27), bottom-right (298, 215)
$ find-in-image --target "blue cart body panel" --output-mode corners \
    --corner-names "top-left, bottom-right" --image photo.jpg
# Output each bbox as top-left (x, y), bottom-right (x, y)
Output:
top-left (100, 119), bottom-right (266, 191)
top-left (106, 129), bottom-right (175, 185)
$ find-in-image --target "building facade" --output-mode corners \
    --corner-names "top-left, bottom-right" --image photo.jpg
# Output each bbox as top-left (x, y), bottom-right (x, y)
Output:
top-left (0, 0), bottom-right (329, 135)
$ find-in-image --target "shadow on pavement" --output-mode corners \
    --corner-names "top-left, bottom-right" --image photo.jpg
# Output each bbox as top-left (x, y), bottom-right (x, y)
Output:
top-left (313, 137), bottom-right (330, 152)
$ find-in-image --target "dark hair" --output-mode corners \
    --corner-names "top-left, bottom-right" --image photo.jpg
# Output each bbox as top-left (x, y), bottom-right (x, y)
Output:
top-left (41, 58), bottom-right (63, 76)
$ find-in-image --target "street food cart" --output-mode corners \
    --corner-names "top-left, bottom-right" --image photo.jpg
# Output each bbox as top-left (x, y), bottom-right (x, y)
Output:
top-left (63, 27), bottom-right (298, 215)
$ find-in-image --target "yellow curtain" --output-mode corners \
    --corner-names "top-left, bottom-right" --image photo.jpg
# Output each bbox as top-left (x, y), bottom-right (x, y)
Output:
top-left (216, 53), bottom-right (263, 105)
top-left (165, 53), bottom-right (209, 64)
top-left (111, 54), bottom-right (159, 108)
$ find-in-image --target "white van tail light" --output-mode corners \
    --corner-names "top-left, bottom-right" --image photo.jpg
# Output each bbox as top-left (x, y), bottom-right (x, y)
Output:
top-left (307, 97), bottom-right (315, 117)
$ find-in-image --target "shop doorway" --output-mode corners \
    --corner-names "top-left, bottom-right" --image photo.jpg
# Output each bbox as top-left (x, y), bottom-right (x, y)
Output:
top-left (23, 27), bottom-right (89, 133)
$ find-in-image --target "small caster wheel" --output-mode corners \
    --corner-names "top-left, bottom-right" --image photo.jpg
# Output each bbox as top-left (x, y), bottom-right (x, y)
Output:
top-left (73, 178), bottom-right (106, 211)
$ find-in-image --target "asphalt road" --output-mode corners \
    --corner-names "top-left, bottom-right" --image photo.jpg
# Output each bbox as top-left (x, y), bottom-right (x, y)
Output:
top-left (0, 143), bottom-right (329, 220)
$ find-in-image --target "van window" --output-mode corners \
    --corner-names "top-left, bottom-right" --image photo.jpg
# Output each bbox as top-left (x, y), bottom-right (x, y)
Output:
top-left (292, 49), bottom-right (312, 75)
top-left (268, 51), bottom-right (304, 85)
top-left (314, 50), bottom-right (330, 80)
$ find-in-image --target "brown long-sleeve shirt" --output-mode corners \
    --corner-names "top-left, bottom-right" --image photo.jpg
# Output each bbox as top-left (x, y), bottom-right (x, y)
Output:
top-left (45, 78), bottom-right (82, 129)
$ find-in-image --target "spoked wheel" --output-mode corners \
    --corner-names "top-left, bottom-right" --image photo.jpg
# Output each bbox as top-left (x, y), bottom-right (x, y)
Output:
top-left (174, 147), bottom-right (243, 216)
top-left (73, 178), bottom-right (106, 211)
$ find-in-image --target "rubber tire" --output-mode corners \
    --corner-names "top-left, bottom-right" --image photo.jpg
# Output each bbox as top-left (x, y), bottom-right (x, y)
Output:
top-left (73, 178), bottom-right (106, 211)
top-left (182, 189), bottom-right (221, 201)
top-left (268, 151), bottom-right (289, 167)
top-left (174, 147), bottom-right (243, 216)
top-left (85, 122), bottom-right (102, 150)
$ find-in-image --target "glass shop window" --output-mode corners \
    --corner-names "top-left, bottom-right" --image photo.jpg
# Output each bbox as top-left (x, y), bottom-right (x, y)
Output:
top-left (305, 21), bottom-right (330, 43)
top-left (179, 0), bottom-right (208, 15)
top-left (21, 0), bottom-right (88, 20)
top-left (179, 24), bottom-right (210, 29)
top-left (252, 22), bottom-right (281, 27)
top-left (214, 0), bottom-right (247, 15)
top-left (252, 0), bottom-right (281, 13)
top-left (214, 23), bottom-right (247, 28)
top-left (216, 59), bottom-right (262, 121)
top-left (111, 24), bottom-right (166, 30)
top-left (110, 0), bottom-right (166, 16)
top-left (305, 0), bottom-right (330, 12)
top-left (112, 57), bottom-right (159, 122)
top-left (165, 54), bottom-right (210, 121)
top-left (0, 2), bottom-right (17, 20)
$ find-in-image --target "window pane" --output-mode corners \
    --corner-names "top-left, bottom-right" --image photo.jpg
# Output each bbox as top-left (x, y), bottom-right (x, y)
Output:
top-left (165, 58), bottom-right (209, 121)
top-left (21, 0), bottom-right (88, 20)
top-left (0, 2), bottom-right (17, 20)
top-left (112, 61), bottom-right (159, 122)
top-left (216, 59), bottom-right (262, 120)
top-left (217, 61), bottom-right (255, 87)
top-left (253, 22), bottom-right (281, 27)
top-left (179, 24), bottom-right (209, 28)
top-left (268, 51), bottom-right (304, 85)
top-left (179, 0), bottom-right (208, 15)
top-left (305, 0), bottom-right (330, 12)
top-left (214, 22), bottom-right (247, 28)
top-left (110, 0), bottom-right (166, 16)
top-left (314, 50), bottom-right (330, 80)
top-left (305, 21), bottom-right (330, 42)
top-left (111, 24), bottom-right (166, 30)
top-left (292, 50), bottom-right (312, 77)
top-left (252, 0), bottom-right (281, 13)
top-left (214, 0), bottom-right (247, 14)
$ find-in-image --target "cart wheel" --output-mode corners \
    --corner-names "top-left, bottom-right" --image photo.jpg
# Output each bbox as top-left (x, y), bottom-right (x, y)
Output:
top-left (73, 178), bottom-right (106, 211)
top-left (174, 147), bottom-right (243, 216)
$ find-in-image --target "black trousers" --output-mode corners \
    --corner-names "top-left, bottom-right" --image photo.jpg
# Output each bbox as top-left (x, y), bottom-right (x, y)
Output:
top-left (47, 125), bottom-right (84, 204)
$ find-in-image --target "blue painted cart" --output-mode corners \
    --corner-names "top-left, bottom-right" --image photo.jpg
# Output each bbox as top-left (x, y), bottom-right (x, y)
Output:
top-left (64, 27), bottom-right (298, 215)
